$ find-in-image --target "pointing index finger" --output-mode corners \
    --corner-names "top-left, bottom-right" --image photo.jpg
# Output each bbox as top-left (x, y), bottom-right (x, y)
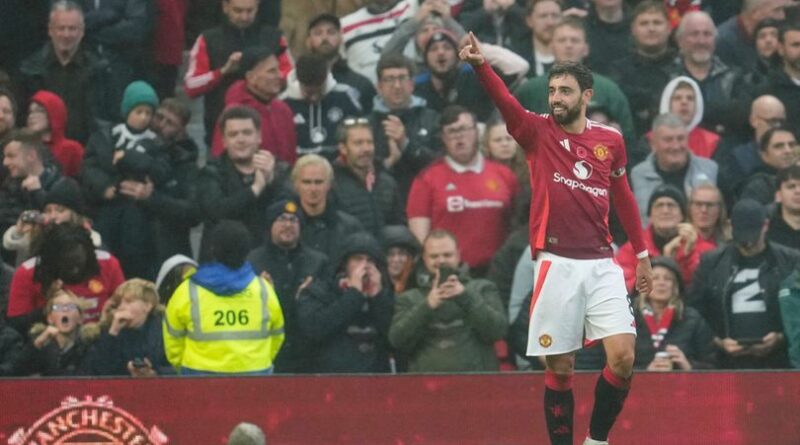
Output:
top-left (469, 31), bottom-right (479, 49)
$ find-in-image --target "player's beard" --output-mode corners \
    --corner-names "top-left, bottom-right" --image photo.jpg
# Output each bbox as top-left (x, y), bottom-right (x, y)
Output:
top-left (550, 99), bottom-right (583, 125)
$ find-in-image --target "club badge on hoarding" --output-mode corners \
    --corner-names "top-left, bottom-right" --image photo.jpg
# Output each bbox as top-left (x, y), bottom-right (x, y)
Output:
top-left (8, 395), bottom-right (168, 445)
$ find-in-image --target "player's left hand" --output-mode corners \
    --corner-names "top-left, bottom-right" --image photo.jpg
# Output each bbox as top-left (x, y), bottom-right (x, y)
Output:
top-left (458, 32), bottom-right (485, 66)
top-left (635, 256), bottom-right (653, 296)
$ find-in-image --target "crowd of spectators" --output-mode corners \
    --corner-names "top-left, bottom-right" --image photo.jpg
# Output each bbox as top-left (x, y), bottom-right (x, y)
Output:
top-left (0, 0), bottom-right (799, 377)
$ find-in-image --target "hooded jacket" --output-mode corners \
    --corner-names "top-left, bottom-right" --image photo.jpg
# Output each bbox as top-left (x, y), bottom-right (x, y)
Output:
top-left (296, 233), bottom-right (395, 373)
top-left (389, 265), bottom-right (508, 372)
top-left (658, 76), bottom-right (720, 159)
top-left (31, 91), bottom-right (84, 178)
top-left (210, 79), bottom-right (297, 163)
top-left (163, 262), bottom-right (285, 374)
top-left (247, 238), bottom-right (328, 373)
top-left (280, 71), bottom-right (362, 161)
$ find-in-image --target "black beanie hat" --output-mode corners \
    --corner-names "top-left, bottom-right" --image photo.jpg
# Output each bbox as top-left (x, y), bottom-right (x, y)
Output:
top-left (647, 184), bottom-right (686, 218)
top-left (44, 178), bottom-right (86, 216)
top-left (265, 198), bottom-right (301, 229)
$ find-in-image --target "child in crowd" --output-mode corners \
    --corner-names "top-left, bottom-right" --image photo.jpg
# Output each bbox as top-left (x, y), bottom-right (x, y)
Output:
top-left (18, 289), bottom-right (93, 376)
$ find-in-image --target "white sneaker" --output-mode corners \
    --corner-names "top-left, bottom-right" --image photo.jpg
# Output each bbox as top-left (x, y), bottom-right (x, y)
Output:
top-left (583, 438), bottom-right (609, 445)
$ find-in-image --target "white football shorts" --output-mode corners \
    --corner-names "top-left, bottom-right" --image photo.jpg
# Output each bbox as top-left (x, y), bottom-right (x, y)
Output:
top-left (526, 251), bottom-right (636, 356)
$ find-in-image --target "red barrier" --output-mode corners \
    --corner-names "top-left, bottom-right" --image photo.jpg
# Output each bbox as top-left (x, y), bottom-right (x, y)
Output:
top-left (1, 372), bottom-right (799, 444)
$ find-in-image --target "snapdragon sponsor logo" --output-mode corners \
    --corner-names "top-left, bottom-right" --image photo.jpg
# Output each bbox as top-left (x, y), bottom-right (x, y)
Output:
top-left (552, 172), bottom-right (608, 198)
top-left (446, 196), bottom-right (504, 212)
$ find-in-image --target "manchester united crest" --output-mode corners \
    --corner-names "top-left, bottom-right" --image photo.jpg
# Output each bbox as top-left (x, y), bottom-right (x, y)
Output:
top-left (485, 179), bottom-right (498, 191)
top-left (593, 144), bottom-right (609, 161)
top-left (8, 395), bottom-right (169, 445)
top-left (88, 279), bottom-right (104, 294)
top-left (539, 334), bottom-right (553, 348)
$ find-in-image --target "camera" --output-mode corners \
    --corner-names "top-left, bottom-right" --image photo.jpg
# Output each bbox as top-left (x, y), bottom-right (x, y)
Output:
top-left (20, 210), bottom-right (44, 224)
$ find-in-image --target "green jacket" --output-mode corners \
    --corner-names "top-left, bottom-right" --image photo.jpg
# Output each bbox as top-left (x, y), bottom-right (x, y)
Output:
top-left (513, 72), bottom-right (636, 145)
top-left (389, 271), bottom-right (507, 372)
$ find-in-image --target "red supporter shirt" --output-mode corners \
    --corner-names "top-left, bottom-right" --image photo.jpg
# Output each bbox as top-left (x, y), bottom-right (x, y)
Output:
top-left (475, 63), bottom-right (647, 260)
top-left (407, 156), bottom-right (519, 268)
top-left (7, 250), bottom-right (126, 323)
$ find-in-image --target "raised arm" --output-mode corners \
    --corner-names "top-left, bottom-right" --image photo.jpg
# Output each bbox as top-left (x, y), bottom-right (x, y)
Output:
top-left (460, 32), bottom-right (537, 148)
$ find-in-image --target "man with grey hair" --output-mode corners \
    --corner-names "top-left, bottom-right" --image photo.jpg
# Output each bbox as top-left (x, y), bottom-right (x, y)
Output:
top-left (18, 1), bottom-right (106, 143)
top-left (227, 422), bottom-right (266, 445)
top-left (716, 0), bottom-right (791, 72)
top-left (631, 113), bottom-right (718, 225)
top-left (670, 11), bottom-right (753, 139)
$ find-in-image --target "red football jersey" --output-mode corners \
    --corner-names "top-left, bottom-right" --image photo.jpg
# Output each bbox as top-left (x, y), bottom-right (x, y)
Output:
top-left (7, 250), bottom-right (126, 322)
top-left (407, 157), bottom-right (519, 268)
top-left (475, 63), bottom-right (646, 260)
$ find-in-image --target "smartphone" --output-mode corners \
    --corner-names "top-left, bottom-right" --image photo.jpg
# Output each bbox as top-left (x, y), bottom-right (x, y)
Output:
top-left (132, 357), bottom-right (147, 368)
top-left (736, 338), bottom-right (763, 346)
top-left (437, 266), bottom-right (458, 282)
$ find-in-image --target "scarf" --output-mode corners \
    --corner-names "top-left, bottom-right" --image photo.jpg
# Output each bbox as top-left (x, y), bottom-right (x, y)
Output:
top-left (642, 305), bottom-right (675, 350)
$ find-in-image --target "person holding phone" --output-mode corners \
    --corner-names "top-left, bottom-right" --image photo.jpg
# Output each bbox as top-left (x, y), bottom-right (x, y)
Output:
top-left (389, 229), bottom-right (507, 372)
top-left (689, 199), bottom-right (798, 369)
top-left (633, 257), bottom-right (715, 372)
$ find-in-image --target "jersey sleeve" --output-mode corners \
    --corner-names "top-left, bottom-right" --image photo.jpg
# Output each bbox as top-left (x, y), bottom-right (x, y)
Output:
top-left (6, 266), bottom-right (37, 318)
top-left (405, 172), bottom-right (433, 219)
top-left (473, 62), bottom-right (541, 152)
top-left (183, 35), bottom-right (224, 98)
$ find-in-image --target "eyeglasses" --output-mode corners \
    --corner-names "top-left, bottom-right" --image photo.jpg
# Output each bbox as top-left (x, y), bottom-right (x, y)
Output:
top-left (51, 303), bottom-right (79, 313)
top-left (443, 125), bottom-right (476, 138)
top-left (652, 201), bottom-right (679, 210)
top-left (690, 201), bottom-right (720, 210)
top-left (755, 116), bottom-right (785, 127)
top-left (380, 74), bottom-right (410, 85)
top-left (275, 214), bottom-right (299, 223)
top-left (342, 117), bottom-right (369, 127)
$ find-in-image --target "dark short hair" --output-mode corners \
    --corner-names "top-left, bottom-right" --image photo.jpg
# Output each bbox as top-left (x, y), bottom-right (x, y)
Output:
top-left (209, 220), bottom-right (252, 269)
top-left (218, 105), bottom-right (261, 133)
top-left (240, 45), bottom-right (277, 73)
top-left (159, 98), bottom-right (191, 126)
top-left (526, 0), bottom-right (560, 16)
top-left (631, 0), bottom-right (668, 23)
top-left (3, 128), bottom-right (48, 160)
top-left (296, 54), bottom-right (328, 87)
top-left (548, 61), bottom-right (593, 92)
top-left (440, 105), bottom-right (474, 127)
top-left (758, 126), bottom-right (794, 152)
top-left (779, 21), bottom-right (800, 43)
top-left (777, 164), bottom-right (800, 187)
top-left (376, 53), bottom-right (416, 80)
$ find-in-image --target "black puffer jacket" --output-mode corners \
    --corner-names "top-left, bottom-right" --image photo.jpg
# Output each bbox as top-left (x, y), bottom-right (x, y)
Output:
top-left (331, 162), bottom-right (404, 237)
top-left (296, 233), bottom-right (395, 373)
top-left (141, 137), bottom-right (202, 263)
top-left (0, 163), bottom-right (61, 242)
top-left (300, 202), bottom-right (365, 261)
top-left (369, 96), bottom-right (441, 201)
top-left (688, 242), bottom-right (800, 368)
top-left (633, 306), bottom-right (716, 370)
top-left (247, 240), bottom-right (328, 373)
top-left (196, 154), bottom-right (289, 259)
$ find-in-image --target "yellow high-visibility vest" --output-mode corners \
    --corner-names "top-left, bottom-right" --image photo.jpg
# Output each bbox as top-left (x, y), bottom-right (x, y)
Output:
top-left (163, 276), bottom-right (284, 374)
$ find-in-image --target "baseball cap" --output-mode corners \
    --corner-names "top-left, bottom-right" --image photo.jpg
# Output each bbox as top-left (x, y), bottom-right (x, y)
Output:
top-left (308, 13), bottom-right (341, 31)
top-left (731, 199), bottom-right (768, 245)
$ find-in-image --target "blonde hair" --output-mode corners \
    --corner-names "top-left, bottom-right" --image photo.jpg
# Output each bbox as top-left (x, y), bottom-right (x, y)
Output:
top-left (636, 266), bottom-right (685, 320)
top-left (291, 154), bottom-right (334, 184)
top-left (481, 119), bottom-right (530, 187)
top-left (101, 279), bottom-right (163, 328)
top-left (688, 183), bottom-right (732, 243)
